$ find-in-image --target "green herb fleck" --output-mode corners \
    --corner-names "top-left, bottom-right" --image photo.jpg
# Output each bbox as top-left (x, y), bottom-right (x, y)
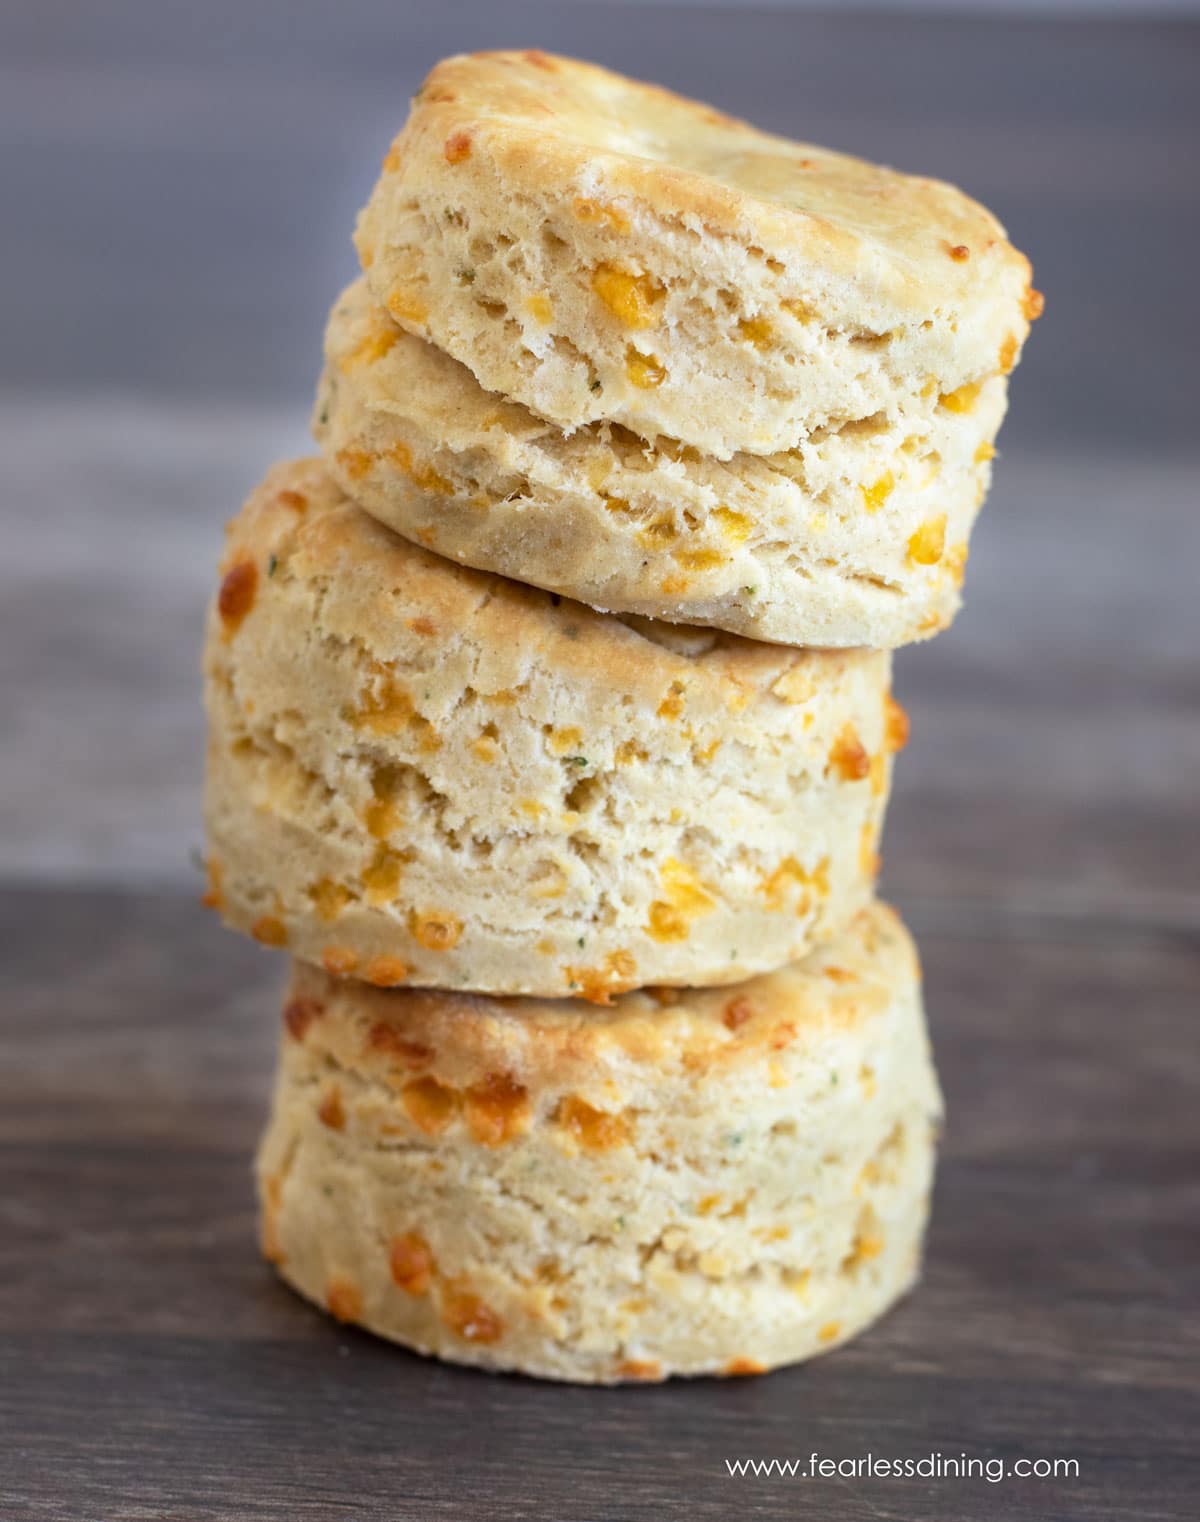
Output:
top-left (725, 1132), bottom-right (744, 1148)
top-left (565, 755), bottom-right (589, 767)
top-left (590, 378), bottom-right (603, 393)
top-left (830, 1072), bottom-right (839, 1086)
top-left (741, 585), bottom-right (757, 597)
top-left (267, 553), bottom-right (278, 577)
top-left (317, 401), bottom-right (330, 426)
top-left (577, 936), bottom-right (585, 949)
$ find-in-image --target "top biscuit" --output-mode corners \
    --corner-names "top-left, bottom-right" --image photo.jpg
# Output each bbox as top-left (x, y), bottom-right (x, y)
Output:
top-left (356, 50), bottom-right (1040, 458)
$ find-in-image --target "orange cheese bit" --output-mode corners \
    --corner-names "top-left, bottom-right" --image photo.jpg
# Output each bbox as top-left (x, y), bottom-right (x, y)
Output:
top-left (340, 326), bottom-right (400, 372)
top-left (555, 1095), bottom-right (631, 1152)
top-left (625, 347), bottom-right (667, 389)
top-left (860, 471), bottom-right (895, 514)
top-left (464, 1073), bottom-right (530, 1147)
top-left (440, 1284), bottom-right (503, 1344)
top-left (524, 292), bottom-right (553, 324)
top-left (217, 560), bottom-right (257, 634)
top-left (385, 286), bottom-right (429, 326)
top-left (883, 693), bottom-right (910, 753)
top-left (725, 1357), bottom-right (768, 1376)
top-left (443, 131), bottom-right (472, 164)
top-left (282, 997), bottom-right (322, 1042)
top-left (939, 381), bottom-right (981, 415)
top-left (389, 1232), bottom-right (435, 1295)
top-left (308, 878), bottom-right (352, 922)
top-left (737, 315), bottom-right (774, 350)
top-left (656, 681), bottom-right (685, 720)
top-left (760, 855), bottom-right (828, 912)
top-left (591, 264), bottom-right (664, 329)
top-left (410, 910), bottom-right (463, 952)
top-left (362, 845), bottom-right (407, 905)
top-left (828, 724), bottom-right (871, 782)
top-left (251, 915), bottom-right (288, 948)
top-left (325, 1276), bottom-right (363, 1323)
top-left (317, 1087), bottom-right (345, 1131)
top-left (722, 996), bottom-right (755, 1032)
top-left (200, 857), bottom-right (224, 911)
top-left (363, 956), bottom-right (409, 988)
top-left (402, 1077), bottom-right (460, 1135)
top-left (321, 945), bottom-right (358, 976)
top-left (907, 515), bottom-right (947, 566)
top-left (335, 446), bottom-right (373, 480)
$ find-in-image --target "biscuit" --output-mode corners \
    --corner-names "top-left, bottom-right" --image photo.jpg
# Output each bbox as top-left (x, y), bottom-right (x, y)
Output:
top-left (317, 278), bottom-right (1005, 647)
top-left (203, 459), bottom-right (900, 998)
top-left (257, 901), bottom-right (942, 1383)
top-left (355, 50), bottom-right (1039, 459)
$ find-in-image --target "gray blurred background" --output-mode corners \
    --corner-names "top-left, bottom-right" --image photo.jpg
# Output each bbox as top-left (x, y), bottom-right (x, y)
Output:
top-left (2, 0), bottom-right (1198, 925)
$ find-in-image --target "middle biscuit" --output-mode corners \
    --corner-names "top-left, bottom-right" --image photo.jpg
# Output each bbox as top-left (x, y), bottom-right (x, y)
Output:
top-left (204, 458), bottom-right (903, 999)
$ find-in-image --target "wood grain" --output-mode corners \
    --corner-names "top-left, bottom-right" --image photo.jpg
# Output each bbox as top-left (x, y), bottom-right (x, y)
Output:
top-left (2, 889), bottom-right (1198, 1521)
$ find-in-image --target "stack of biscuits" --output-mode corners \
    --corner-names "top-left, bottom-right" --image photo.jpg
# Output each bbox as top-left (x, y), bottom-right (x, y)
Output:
top-left (203, 51), bottom-right (1039, 1383)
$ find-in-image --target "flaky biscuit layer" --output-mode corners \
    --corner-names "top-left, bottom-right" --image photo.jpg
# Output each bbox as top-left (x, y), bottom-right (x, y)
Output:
top-left (204, 460), bottom-right (901, 997)
top-left (258, 903), bottom-right (942, 1382)
top-left (356, 50), bottom-right (1039, 458)
top-left (318, 279), bottom-right (1005, 647)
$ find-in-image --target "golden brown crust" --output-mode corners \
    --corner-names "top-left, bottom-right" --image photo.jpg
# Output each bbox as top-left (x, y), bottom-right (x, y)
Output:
top-left (282, 900), bottom-right (914, 1097)
top-left (395, 51), bottom-right (1026, 307)
top-left (356, 51), bottom-right (1039, 455)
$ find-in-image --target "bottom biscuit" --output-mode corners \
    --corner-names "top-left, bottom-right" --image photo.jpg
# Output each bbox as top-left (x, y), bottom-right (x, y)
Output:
top-left (257, 901), bottom-right (941, 1383)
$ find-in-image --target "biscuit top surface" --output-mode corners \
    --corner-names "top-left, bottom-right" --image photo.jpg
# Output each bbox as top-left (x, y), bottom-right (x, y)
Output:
top-left (284, 902), bottom-right (917, 1092)
top-left (398, 50), bottom-right (1029, 310)
top-left (217, 457), bottom-right (883, 716)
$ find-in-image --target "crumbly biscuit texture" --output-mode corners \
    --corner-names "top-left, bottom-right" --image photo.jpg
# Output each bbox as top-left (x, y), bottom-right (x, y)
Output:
top-left (258, 902), bottom-right (942, 1382)
top-left (317, 278), bottom-right (1005, 646)
top-left (204, 460), bottom-right (898, 997)
top-left (356, 50), bottom-right (1039, 457)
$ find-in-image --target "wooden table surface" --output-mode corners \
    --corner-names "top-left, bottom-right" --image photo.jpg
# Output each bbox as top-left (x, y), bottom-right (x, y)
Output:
top-left (2, 4), bottom-right (1198, 1518)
